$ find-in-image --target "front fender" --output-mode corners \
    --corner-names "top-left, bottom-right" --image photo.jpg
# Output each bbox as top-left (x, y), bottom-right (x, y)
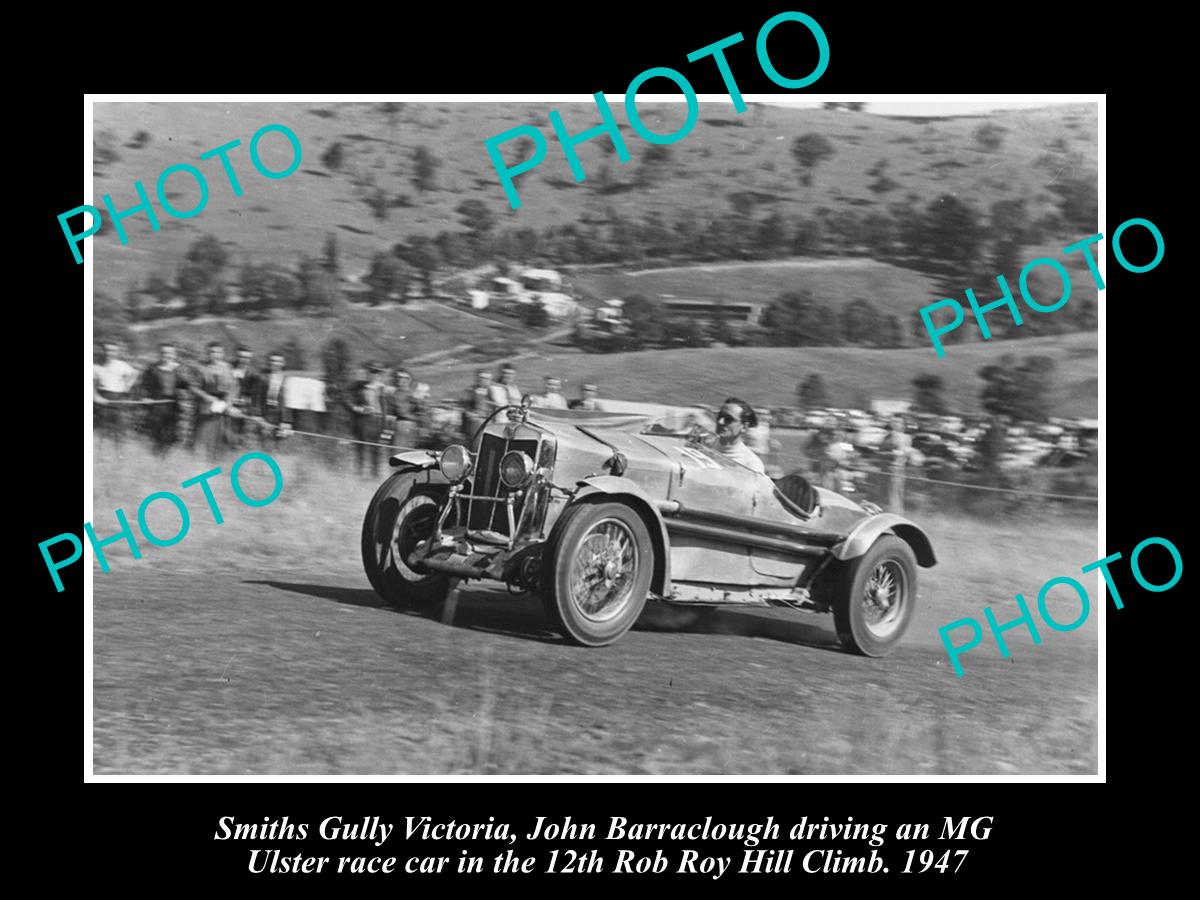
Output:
top-left (389, 449), bottom-right (440, 470)
top-left (572, 476), bottom-right (672, 596)
top-left (832, 513), bottom-right (937, 567)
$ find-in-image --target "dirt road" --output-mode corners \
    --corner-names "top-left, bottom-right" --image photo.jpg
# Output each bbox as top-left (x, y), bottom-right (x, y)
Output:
top-left (92, 539), bottom-right (1096, 776)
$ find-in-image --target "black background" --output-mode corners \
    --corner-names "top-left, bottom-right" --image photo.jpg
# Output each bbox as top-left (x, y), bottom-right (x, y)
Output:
top-left (29, 0), bottom-right (1182, 889)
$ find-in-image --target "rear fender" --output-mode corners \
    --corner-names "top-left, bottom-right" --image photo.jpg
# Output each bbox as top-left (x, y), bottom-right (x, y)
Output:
top-left (572, 476), bottom-right (672, 596)
top-left (832, 513), bottom-right (937, 567)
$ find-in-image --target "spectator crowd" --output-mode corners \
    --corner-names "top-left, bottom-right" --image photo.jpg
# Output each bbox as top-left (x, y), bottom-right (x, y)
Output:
top-left (95, 339), bottom-right (1097, 514)
top-left (93, 340), bottom-right (605, 478)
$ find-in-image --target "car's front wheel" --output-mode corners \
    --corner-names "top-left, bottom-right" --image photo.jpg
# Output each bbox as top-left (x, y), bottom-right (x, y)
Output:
top-left (361, 471), bottom-right (450, 608)
top-left (832, 535), bottom-right (918, 657)
top-left (544, 502), bottom-right (653, 647)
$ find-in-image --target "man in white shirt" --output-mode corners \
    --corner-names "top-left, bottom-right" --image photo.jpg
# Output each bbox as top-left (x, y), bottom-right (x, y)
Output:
top-left (715, 397), bottom-right (767, 475)
top-left (570, 382), bottom-right (601, 411)
top-left (533, 376), bottom-right (568, 409)
top-left (880, 416), bottom-right (912, 512)
top-left (93, 341), bottom-right (138, 446)
top-left (825, 428), bottom-right (856, 492)
top-left (489, 364), bottom-right (523, 408)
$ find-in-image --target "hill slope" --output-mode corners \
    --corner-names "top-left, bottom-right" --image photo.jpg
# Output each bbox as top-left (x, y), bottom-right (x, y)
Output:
top-left (92, 101), bottom-right (1098, 298)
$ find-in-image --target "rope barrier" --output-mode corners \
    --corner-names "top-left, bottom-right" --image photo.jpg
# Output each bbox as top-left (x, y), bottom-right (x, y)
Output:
top-left (98, 403), bottom-right (1098, 500)
top-left (95, 398), bottom-right (174, 405)
top-left (844, 465), bottom-right (1098, 501)
top-left (283, 427), bottom-right (422, 451)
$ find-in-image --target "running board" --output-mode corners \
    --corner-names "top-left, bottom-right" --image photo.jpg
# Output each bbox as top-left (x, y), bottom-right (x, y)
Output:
top-left (662, 583), bottom-right (827, 611)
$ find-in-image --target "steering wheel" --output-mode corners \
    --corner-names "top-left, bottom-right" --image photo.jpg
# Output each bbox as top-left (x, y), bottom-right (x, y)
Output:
top-left (687, 424), bottom-right (718, 447)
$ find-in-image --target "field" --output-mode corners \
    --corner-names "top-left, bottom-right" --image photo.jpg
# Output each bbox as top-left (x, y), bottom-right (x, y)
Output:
top-left (91, 442), bottom-right (1097, 775)
top-left (91, 101), bottom-right (1098, 299)
top-left (571, 258), bottom-right (944, 316)
top-left (411, 331), bottom-right (1099, 417)
top-left (570, 251), bottom-right (1100, 319)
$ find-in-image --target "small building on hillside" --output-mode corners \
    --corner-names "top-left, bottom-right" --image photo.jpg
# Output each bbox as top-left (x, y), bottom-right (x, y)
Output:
top-left (660, 297), bottom-right (766, 324)
top-left (492, 276), bottom-right (522, 296)
top-left (535, 292), bottom-right (579, 318)
top-left (515, 268), bottom-right (564, 291)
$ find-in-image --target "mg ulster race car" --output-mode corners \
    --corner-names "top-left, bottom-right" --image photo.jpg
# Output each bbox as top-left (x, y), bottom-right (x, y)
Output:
top-left (362, 403), bottom-right (936, 655)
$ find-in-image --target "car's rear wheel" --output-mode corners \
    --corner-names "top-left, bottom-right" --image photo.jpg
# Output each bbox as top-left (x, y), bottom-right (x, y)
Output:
top-left (544, 502), bottom-right (653, 647)
top-left (832, 535), bottom-right (918, 657)
top-left (361, 471), bottom-right (450, 608)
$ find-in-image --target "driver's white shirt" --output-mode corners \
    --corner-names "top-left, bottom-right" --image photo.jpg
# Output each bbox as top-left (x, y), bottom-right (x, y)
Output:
top-left (719, 439), bottom-right (766, 475)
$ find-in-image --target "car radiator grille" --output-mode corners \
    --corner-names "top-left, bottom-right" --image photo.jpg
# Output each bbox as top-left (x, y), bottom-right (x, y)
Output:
top-left (468, 434), bottom-right (539, 535)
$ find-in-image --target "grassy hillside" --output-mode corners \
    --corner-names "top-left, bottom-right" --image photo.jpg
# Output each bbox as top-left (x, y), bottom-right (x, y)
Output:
top-left (92, 101), bottom-right (1098, 299)
top-left (129, 301), bottom-right (524, 369)
top-left (412, 332), bottom-right (1098, 418)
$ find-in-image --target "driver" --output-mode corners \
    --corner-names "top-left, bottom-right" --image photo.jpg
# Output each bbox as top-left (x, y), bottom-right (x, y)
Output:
top-left (715, 397), bottom-right (766, 475)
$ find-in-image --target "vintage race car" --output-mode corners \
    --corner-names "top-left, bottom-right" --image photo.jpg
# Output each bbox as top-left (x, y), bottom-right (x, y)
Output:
top-left (362, 403), bottom-right (936, 655)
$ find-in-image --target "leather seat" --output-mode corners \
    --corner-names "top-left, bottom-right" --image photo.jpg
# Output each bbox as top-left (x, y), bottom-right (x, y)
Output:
top-left (773, 472), bottom-right (819, 518)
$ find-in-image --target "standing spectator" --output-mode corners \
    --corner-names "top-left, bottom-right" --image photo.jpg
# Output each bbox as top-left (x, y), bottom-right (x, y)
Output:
top-left (461, 385), bottom-right (492, 443)
top-left (978, 414), bottom-right (1010, 474)
top-left (880, 416), bottom-right (912, 512)
top-left (93, 340), bottom-right (138, 447)
top-left (174, 346), bottom-right (199, 450)
top-left (252, 351), bottom-right (290, 446)
top-left (569, 382), bottom-right (601, 411)
top-left (139, 342), bottom-right (183, 456)
top-left (533, 376), bottom-right (568, 409)
top-left (230, 345), bottom-right (258, 445)
top-left (348, 361), bottom-right (388, 477)
top-left (806, 426), bottom-right (830, 487)
top-left (463, 369), bottom-right (493, 407)
top-left (825, 428), bottom-right (856, 492)
top-left (410, 382), bottom-right (434, 447)
top-left (192, 341), bottom-right (235, 459)
top-left (745, 408), bottom-right (773, 468)
top-left (489, 364), bottom-right (523, 408)
top-left (387, 368), bottom-right (417, 450)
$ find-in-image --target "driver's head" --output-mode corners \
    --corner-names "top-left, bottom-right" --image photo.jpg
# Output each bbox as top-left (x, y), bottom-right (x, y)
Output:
top-left (716, 397), bottom-right (757, 444)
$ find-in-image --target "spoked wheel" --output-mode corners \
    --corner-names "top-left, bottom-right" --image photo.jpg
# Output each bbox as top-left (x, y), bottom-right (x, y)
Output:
top-left (361, 472), bottom-right (450, 608)
top-left (544, 502), bottom-right (653, 646)
top-left (832, 535), bottom-right (918, 657)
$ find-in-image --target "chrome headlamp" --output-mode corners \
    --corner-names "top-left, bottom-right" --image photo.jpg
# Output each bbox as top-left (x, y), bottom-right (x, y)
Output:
top-left (499, 450), bottom-right (536, 488)
top-left (438, 444), bottom-right (472, 483)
